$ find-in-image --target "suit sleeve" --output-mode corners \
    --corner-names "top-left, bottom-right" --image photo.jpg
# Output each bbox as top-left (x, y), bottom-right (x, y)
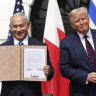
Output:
top-left (59, 40), bottom-right (89, 85)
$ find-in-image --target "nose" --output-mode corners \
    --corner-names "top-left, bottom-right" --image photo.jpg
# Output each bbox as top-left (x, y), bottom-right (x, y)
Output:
top-left (17, 26), bottom-right (21, 31)
top-left (79, 19), bottom-right (83, 24)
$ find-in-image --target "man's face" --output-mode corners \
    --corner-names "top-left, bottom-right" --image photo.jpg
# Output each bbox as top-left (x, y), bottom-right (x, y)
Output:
top-left (71, 13), bottom-right (89, 35)
top-left (10, 15), bottom-right (30, 41)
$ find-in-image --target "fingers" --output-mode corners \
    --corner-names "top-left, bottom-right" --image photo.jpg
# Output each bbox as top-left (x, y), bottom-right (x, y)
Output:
top-left (87, 72), bottom-right (96, 83)
top-left (43, 65), bottom-right (51, 76)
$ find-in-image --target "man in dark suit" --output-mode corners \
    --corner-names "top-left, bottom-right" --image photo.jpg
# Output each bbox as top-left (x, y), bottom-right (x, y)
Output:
top-left (59, 7), bottom-right (96, 96)
top-left (0, 12), bottom-right (54, 96)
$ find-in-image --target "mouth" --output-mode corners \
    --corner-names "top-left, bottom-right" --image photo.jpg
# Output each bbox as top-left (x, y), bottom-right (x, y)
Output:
top-left (79, 24), bottom-right (88, 29)
top-left (16, 32), bottom-right (23, 36)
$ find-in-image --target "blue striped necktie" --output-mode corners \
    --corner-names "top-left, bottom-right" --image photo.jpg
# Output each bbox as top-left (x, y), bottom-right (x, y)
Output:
top-left (84, 35), bottom-right (96, 70)
top-left (20, 85), bottom-right (24, 96)
top-left (18, 41), bottom-right (24, 95)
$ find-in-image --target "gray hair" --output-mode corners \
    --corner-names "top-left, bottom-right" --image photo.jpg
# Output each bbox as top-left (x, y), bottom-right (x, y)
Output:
top-left (10, 12), bottom-right (29, 25)
top-left (68, 7), bottom-right (88, 23)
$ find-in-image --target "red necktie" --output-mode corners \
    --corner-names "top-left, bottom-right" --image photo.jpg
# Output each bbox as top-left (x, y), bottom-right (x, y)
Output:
top-left (84, 35), bottom-right (96, 70)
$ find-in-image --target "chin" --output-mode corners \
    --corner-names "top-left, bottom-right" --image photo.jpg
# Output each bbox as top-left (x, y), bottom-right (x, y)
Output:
top-left (16, 37), bottom-right (23, 41)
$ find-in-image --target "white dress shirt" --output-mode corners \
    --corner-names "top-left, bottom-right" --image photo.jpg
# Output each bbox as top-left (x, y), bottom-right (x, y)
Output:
top-left (14, 35), bottom-right (28, 45)
top-left (77, 29), bottom-right (95, 52)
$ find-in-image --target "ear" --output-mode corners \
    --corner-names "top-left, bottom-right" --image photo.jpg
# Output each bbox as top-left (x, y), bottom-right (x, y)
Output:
top-left (27, 21), bottom-right (31, 29)
top-left (70, 22), bottom-right (75, 29)
top-left (88, 16), bottom-right (90, 24)
top-left (9, 24), bottom-right (12, 30)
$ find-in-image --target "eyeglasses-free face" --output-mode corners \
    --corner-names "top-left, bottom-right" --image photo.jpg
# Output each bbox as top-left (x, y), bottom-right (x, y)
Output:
top-left (71, 13), bottom-right (89, 35)
top-left (10, 15), bottom-right (30, 41)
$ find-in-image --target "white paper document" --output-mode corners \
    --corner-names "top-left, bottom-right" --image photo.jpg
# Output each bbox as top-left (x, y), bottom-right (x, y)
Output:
top-left (24, 48), bottom-right (46, 79)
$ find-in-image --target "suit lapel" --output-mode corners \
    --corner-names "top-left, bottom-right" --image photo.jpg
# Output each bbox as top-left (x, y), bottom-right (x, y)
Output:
top-left (89, 29), bottom-right (96, 71)
top-left (72, 32), bottom-right (92, 71)
top-left (28, 37), bottom-right (33, 45)
top-left (28, 37), bottom-right (43, 46)
top-left (91, 30), bottom-right (96, 54)
top-left (7, 37), bottom-right (14, 45)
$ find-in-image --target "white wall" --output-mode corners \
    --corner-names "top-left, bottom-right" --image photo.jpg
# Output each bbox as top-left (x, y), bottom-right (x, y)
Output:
top-left (0, 0), bottom-right (35, 94)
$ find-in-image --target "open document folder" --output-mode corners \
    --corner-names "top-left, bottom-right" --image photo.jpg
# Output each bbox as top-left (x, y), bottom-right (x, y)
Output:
top-left (0, 46), bottom-right (47, 81)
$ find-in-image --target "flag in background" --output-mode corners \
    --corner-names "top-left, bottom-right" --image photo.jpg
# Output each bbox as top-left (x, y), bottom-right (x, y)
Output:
top-left (42, 0), bottom-right (70, 96)
top-left (89, 0), bottom-right (96, 29)
top-left (7, 0), bottom-right (25, 40)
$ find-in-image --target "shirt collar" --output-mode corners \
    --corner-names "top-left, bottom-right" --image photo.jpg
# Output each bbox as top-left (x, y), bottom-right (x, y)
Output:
top-left (77, 28), bottom-right (91, 40)
top-left (14, 35), bottom-right (28, 45)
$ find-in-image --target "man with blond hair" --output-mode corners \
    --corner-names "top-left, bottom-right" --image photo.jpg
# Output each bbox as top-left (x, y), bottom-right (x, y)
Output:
top-left (59, 7), bottom-right (96, 96)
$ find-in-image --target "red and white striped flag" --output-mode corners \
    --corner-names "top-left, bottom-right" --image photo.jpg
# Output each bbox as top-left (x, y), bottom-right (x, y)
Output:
top-left (42, 0), bottom-right (70, 96)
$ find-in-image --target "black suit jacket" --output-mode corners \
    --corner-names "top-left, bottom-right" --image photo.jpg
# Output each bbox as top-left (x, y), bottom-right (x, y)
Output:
top-left (59, 29), bottom-right (96, 96)
top-left (0, 37), bottom-right (54, 96)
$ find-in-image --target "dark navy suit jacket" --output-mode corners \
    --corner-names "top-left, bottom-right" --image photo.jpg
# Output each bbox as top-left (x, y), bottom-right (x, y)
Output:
top-left (59, 29), bottom-right (96, 96)
top-left (0, 37), bottom-right (54, 96)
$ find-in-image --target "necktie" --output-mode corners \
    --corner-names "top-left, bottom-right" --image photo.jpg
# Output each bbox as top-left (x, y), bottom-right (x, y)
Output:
top-left (20, 86), bottom-right (24, 96)
top-left (84, 35), bottom-right (96, 70)
top-left (18, 42), bottom-right (24, 96)
top-left (18, 42), bottom-right (24, 46)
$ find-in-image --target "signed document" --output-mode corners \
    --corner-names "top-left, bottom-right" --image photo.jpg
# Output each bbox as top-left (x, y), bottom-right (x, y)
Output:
top-left (0, 46), bottom-right (47, 81)
top-left (24, 47), bottom-right (47, 81)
